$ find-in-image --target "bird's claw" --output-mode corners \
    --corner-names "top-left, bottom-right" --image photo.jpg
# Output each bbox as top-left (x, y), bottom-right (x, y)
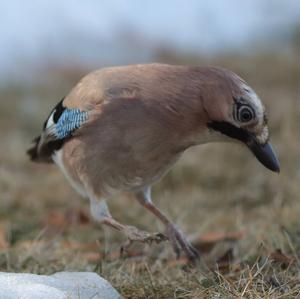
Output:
top-left (165, 223), bottom-right (200, 263)
top-left (120, 226), bottom-right (167, 257)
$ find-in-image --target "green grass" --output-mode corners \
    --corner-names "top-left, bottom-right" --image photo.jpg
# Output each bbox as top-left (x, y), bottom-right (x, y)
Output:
top-left (0, 52), bottom-right (300, 298)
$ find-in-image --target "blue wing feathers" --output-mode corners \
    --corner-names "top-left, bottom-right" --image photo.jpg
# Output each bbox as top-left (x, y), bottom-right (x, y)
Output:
top-left (27, 101), bottom-right (88, 162)
top-left (55, 109), bottom-right (88, 139)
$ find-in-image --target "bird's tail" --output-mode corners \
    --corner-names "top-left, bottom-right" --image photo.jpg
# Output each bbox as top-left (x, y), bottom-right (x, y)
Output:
top-left (27, 135), bottom-right (53, 163)
top-left (27, 136), bottom-right (41, 161)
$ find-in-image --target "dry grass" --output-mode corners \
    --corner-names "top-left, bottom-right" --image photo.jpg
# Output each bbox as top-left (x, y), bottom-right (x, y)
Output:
top-left (0, 52), bottom-right (300, 298)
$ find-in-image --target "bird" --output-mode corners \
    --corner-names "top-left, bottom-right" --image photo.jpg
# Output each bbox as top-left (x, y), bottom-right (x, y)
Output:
top-left (27, 63), bottom-right (280, 262)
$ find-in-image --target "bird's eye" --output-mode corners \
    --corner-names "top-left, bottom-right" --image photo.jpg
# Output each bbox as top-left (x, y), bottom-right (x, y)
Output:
top-left (234, 104), bottom-right (255, 123)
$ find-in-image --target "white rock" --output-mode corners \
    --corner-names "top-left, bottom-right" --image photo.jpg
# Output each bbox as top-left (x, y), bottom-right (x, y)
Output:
top-left (0, 271), bottom-right (122, 299)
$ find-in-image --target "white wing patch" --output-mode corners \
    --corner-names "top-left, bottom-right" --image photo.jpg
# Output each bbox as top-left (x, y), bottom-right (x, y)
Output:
top-left (44, 108), bottom-right (89, 140)
top-left (45, 109), bottom-right (56, 129)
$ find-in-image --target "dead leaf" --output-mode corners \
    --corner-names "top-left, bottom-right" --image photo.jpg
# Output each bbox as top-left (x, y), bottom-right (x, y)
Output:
top-left (216, 248), bottom-right (234, 272)
top-left (0, 227), bottom-right (9, 250)
top-left (83, 252), bottom-right (101, 263)
top-left (192, 231), bottom-right (245, 253)
top-left (17, 240), bottom-right (46, 250)
top-left (61, 240), bottom-right (98, 251)
top-left (118, 248), bottom-right (145, 259)
top-left (44, 208), bottom-right (90, 229)
top-left (81, 247), bottom-right (144, 263)
top-left (44, 211), bottom-right (67, 228)
top-left (167, 257), bottom-right (188, 268)
top-left (65, 208), bottom-right (90, 225)
top-left (270, 249), bottom-right (295, 268)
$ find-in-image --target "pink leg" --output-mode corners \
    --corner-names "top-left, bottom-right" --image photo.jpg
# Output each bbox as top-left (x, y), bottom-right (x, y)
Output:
top-left (135, 189), bottom-right (199, 262)
top-left (90, 198), bottom-right (167, 253)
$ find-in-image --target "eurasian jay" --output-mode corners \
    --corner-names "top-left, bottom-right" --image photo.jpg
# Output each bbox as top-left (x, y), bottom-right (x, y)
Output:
top-left (28, 64), bottom-right (280, 261)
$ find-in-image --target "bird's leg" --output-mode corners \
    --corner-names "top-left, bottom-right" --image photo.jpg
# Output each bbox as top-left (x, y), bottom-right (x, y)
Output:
top-left (135, 188), bottom-right (199, 262)
top-left (89, 198), bottom-right (166, 254)
top-left (102, 217), bottom-right (166, 255)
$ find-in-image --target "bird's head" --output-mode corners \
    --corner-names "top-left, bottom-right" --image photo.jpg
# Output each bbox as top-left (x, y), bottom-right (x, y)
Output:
top-left (199, 67), bottom-right (280, 173)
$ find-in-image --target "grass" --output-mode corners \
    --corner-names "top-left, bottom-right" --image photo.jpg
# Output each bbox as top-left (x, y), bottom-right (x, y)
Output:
top-left (0, 52), bottom-right (300, 298)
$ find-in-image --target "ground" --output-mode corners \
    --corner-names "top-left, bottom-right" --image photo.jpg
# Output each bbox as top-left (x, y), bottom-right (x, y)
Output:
top-left (0, 52), bottom-right (300, 298)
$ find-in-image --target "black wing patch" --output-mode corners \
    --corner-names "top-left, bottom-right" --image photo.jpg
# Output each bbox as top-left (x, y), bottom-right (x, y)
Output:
top-left (43, 98), bottom-right (66, 130)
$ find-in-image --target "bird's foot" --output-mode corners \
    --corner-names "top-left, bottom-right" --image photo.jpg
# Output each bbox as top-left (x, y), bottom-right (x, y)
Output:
top-left (120, 225), bottom-right (167, 256)
top-left (165, 223), bottom-right (199, 262)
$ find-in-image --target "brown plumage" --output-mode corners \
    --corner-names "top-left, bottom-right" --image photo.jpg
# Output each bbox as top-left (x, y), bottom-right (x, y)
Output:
top-left (28, 63), bottom-right (279, 261)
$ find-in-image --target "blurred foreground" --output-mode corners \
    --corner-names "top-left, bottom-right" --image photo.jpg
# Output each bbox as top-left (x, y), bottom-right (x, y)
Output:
top-left (0, 50), bottom-right (300, 298)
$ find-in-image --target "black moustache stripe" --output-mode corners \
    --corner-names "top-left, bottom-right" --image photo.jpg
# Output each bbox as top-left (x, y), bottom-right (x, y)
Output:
top-left (207, 121), bottom-right (250, 143)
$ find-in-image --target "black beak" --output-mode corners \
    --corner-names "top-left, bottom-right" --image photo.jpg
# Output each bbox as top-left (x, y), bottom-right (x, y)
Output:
top-left (207, 121), bottom-right (280, 173)
top-left (246, 138), bottom-right (280, 173)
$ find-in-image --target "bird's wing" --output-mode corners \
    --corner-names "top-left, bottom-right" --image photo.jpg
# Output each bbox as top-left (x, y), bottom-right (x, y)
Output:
top-left (27, 98), bottom-right (89, 162)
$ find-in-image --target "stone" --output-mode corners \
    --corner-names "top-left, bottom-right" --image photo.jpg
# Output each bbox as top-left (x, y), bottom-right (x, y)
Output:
top-left (0, 271), bottom-right (122, 299)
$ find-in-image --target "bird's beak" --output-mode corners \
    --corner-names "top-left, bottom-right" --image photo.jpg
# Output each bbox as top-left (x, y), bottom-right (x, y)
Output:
top-left (207, 121), bottom-right (280, 173)
top-left (246, 137), bottom-right (280, 173)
